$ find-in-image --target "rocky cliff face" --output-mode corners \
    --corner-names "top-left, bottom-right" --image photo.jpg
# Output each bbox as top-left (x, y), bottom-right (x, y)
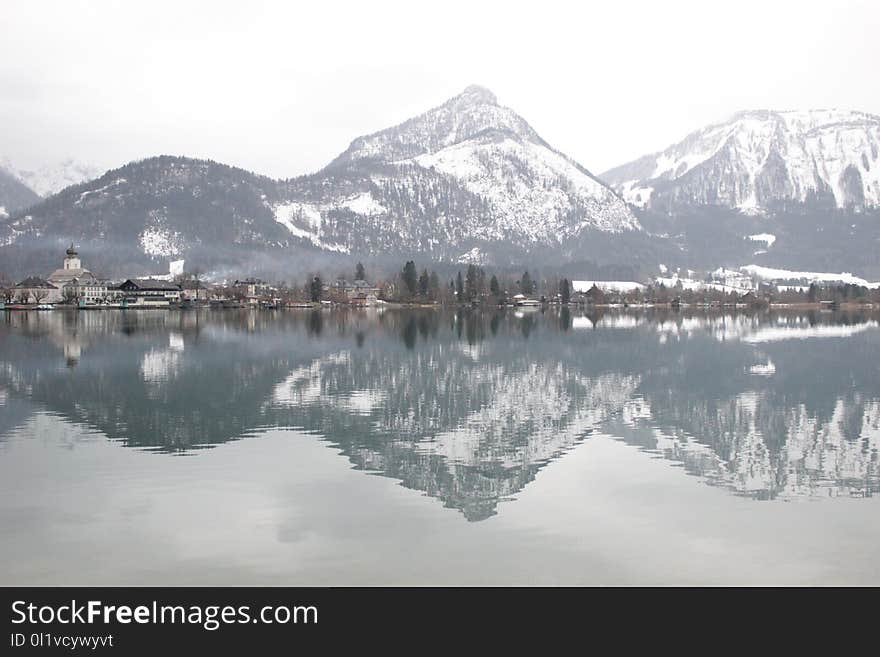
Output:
top-left (604, 109), bottom-right (880, 213)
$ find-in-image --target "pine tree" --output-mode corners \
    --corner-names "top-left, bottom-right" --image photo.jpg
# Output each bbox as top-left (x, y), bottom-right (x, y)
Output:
top-left (559, 278), bottom-right (571, 304)
top-left (490, 274), bottom-right (500, 297)
top-left (309, 276), bottom-right (323, 302)
top-left (355, 262), bottom-right (366, 281)
top-left (456, 271), bottom-right (464, 301)
top-left (521, 271), bottom-right (534, 296)
top-left (465, 264), bottom-right (478, 301)
top-left (402, 261), bottom-right (418, 298)
top-left (418, 269), bottom-right (430, 297)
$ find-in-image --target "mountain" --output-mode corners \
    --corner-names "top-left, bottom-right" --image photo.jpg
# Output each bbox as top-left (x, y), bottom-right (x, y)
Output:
top-left (0, 156), bottom-right (340, 278)
top-left (0, 164), bottom-right (41, 218)
top-left (7, 94), bottom-right (880, 281)
top-left (0, 157), bottom-right (104, 198)
top-left (283, 85), bottom-right (640, 261)
top-left (1, 86), bottom-right (647, 277)
top-left (603, 109), bottom-right (880, 213)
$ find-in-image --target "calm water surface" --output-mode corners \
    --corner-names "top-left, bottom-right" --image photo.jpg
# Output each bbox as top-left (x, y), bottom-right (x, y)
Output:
top-left (1, 307), bottom-right (878, 585)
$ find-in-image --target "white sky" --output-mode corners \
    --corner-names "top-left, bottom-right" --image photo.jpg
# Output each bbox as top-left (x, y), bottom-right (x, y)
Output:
top-left (2, 0), bottom-right (879, 179)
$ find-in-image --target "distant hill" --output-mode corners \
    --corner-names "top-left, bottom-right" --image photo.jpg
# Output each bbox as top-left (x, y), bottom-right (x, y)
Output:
top-left (0, 165), bottom-right (41, 218)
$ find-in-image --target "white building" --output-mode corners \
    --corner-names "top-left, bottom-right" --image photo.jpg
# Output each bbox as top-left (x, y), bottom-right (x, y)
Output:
top-left (12, 276), bottom-right (62, 304)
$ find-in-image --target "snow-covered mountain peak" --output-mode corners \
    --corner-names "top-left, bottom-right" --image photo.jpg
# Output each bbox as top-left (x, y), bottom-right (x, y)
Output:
top-left (0, 156), bottom-right (104, 197)
top-left (454, 84), bottom-right (498, 106)
top-left (604, 109), bottom-right (880, 212)
top-left (280, 85), bottom-right (641, 252)
top-left (326, 85), bottom-right (546, 170)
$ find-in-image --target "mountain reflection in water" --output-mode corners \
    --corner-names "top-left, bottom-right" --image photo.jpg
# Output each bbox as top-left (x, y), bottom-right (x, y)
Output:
top-left (1, 307), bottom-right (878, 520)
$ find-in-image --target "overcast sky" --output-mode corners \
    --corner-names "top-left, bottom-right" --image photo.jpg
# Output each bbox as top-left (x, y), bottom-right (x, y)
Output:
top-left (2, 0), bottom-right (878, 179)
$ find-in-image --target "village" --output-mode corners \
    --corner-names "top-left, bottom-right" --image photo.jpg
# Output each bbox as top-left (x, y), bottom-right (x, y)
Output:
top-left (2, 246), bottom-right (879, 312)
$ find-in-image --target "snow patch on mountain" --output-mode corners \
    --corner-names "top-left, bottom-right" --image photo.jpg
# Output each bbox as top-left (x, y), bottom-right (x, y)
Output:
top-left (457, 247), bottom-right (486, 264)
top-left (75, 178), bottom-right (127, 205)
top-left (272, 201), bottom-right (350, 253)
top-left (139, 226), bottom-right (185, 257)
top-left (341, 192), bottom-right (386, 215)
top-left (747, 233), bottom-right (776, 247)
top-left (415, 135), bottom-right (638, 237)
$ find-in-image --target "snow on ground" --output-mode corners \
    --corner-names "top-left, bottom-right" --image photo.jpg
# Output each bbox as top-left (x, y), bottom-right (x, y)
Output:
top-left (614, 110), bottom-right (880, 211)
top-left (272, 202), bottom-right (350, 253)
top-left (457, 247), bottom-right (486, 264)
top-left (414, 135), bottom-right (639, 237)
top-left (617, 181), bottom-right (654, 207)
top-left (656, 264), bottom-right (880, 293)
top-left (711, 267), bottom-right (755, 290)
top-left (139, 227), bottom-right (183, 257)
top-left (654, 275), bottom-right (749, 294)
top-left (747, 233), bottom-right (776, 247)
top-left (572, 280), bottom-right (646, 293)
top-left (273, 202), bottom-right (318, 240)
top-left (1, 157), bottom-right (103, 197)
top-left (0, 206), bottom-right (6, 218)
top-left (75, 178), bottom-right (126, 205)
top-left (741, 265), bottom-right (880, 288)
top-left (341, 192), bottom-right (386, 216)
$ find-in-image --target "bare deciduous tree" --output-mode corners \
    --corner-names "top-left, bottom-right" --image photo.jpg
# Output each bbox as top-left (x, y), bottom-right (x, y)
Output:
top-left (62, 286), bottom-right (81, 305)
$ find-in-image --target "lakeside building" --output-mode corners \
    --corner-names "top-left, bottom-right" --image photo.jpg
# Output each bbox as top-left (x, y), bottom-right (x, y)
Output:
top-left (232, 278), bottom-right (271, 305)
top-left (579, 284), bottom-right (607, 305)
top-left (180, 279), bottom-right (211, 303)
top-left (13, 276), bottom-right (62, 304)
top-left (331, 279), bottom-right (380, 305)
top-left (117, 279), bottom-right (182, 307)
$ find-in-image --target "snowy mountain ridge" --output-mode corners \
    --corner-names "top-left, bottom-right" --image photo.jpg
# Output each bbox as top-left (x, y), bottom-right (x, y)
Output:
top-left (272, 85), bottom-right (640, 259)
top-left (603, 109), bottom-right (880, 212)
top-left (0, 156), bottom-right (104, 197)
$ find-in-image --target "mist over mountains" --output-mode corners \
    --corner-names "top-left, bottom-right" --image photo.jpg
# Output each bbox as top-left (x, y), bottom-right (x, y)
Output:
top-left (2, 89), bottom-right (879, 281)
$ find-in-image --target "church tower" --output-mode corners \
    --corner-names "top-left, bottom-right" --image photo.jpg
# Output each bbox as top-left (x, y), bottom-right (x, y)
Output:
top-left (63, 245), bottom-right (81, 270)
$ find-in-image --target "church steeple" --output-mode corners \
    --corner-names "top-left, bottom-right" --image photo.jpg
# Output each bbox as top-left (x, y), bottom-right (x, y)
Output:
top-left (63, 244), bottom-right (81, 270)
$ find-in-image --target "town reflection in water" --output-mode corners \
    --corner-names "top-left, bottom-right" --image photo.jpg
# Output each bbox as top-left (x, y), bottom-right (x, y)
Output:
top-left (1, 307), bottom-right (878, 520)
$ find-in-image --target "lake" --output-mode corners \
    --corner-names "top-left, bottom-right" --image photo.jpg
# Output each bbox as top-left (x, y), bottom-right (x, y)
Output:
top-left (1, 307), bottom-right (878, 585)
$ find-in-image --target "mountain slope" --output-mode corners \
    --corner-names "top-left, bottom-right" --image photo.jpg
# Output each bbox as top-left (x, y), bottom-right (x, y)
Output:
top-left (2, 86), bottom-right (643, 276)
top-left (277, 85), bottom-right (640, 261)
top-left (0, 165), bottom-right (41, 217)
top-left (0, 156), bottom-right (344, 277)
top-left (1, 157), bottom-right (104, 197)
top-left (604, 109), bottom-right (880, 213)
